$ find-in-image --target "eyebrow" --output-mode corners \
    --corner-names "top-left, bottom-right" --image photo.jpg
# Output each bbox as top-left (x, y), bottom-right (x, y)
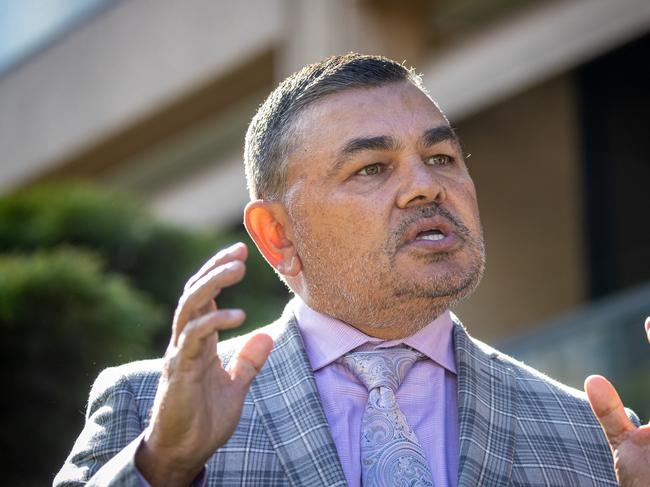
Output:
top-left (328, 125), bottom-right (459, 177)
top-left (341, 135), bottom-right (401, 156)
top-left (421, 125), bottom-right (458, 147)
top-left (327, 135), bottom-right (400, 177)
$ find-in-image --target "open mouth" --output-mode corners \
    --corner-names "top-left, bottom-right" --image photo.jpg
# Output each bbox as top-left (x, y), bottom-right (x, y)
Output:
top-left (415, 229), bottom-right (446, 241)
top-left (403, 216), bottom-right (453, 244)
top-left (400, 216), bottom-right (460, 252)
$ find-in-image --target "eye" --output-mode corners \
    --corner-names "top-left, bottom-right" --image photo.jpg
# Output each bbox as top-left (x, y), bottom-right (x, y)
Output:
top-left (357, 163), bottom-right (383, 176)
top-left (426, 154), bottom-right (453, 166)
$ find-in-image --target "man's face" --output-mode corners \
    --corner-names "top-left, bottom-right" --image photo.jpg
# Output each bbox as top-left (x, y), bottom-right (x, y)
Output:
top-left (284, 81), bottom-right (485, 338)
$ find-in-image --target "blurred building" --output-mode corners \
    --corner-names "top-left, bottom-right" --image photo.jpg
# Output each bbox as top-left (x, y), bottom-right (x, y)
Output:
top-left (1, 0), bottom-right (649, 399)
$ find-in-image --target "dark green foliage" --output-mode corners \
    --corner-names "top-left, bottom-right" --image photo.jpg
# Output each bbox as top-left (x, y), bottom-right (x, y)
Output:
top-left (0, 184), bottom-right (289, 340)
top-left (0, 184), bottom-right (217, 312)
top-left (0, 184), bottom-right (289, 485)
top-left (0, 248), bottom-right (163, 485)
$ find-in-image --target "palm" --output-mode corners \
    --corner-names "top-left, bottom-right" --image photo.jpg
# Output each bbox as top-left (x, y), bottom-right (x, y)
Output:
top-left (613, 424), bottom-right (650, 486)
top-left (202, 340), bottom-right (252, 445)
top-left (137, 243), bottom-right (273, 486)
top-left (158, 344), bottom-right (245, 452)
top-left (585, 318), bottom-right (650, 487)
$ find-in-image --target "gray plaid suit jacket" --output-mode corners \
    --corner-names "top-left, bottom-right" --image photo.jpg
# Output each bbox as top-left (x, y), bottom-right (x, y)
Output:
top-left (55, 305), bottom-right (638, 486)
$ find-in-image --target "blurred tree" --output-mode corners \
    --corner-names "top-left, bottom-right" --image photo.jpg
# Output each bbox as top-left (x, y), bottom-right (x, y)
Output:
top-left (0, 184), bottom-right (290, 340)
top-left (0, 184), bottom-right (289, 486)
top-left (0, 248), bottom-right (163, 486)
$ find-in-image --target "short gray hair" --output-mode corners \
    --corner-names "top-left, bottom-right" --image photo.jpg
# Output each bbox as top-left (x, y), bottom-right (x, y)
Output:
top-left (244, 53), bottom-right (426, 200)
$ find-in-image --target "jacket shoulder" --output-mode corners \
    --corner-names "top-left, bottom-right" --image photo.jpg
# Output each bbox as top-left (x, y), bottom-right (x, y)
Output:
top-left (471, 334), bottom-right (640, 425)
top-left (479, 338), bottom-right (589, 400)
top-left (54, 359), bottom-right (162, 486)
top-left (88, 358), bottom-right (163, 417)
top-left (216, 318), bottom-right (291, 366)
top-left (90, 313), bottom-right (287, 405)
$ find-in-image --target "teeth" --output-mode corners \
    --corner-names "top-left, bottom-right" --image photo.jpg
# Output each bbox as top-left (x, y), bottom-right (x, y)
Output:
top-left (416, 231), bottom-right (445, 241)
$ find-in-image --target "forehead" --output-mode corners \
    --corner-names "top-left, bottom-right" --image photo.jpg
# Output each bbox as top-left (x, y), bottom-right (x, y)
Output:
top-left (287, 82), bottom-right (449, 171)
top-left (305, 81), bottom-right (443, 130)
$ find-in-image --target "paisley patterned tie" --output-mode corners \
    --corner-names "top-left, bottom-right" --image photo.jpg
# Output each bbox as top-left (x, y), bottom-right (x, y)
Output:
top-left (339, 347), bottom-right (434, 487)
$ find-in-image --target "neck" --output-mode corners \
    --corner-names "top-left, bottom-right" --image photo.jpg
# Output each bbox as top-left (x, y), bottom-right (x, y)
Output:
top-left (298, 293), bottom-right (450, 340)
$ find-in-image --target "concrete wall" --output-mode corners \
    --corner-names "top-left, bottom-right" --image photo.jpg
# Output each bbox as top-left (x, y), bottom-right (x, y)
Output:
top-left (453, 75), bottom-right (586, 341)
top-left (0, 0), bottom-right (283, 191)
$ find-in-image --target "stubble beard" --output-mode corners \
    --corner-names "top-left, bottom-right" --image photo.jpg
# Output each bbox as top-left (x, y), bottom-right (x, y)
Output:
top-left (291, 207), bottom-right (486, 337)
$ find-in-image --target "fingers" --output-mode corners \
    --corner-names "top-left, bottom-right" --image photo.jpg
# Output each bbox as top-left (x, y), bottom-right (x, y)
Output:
top-left (585, 375), bottom-right (636, 447)
top-left (177, 309), bottom-right (246, 359)
top-left (228, 333), bottom-right (274, 389)
top-left (645, 316), bottom-right (650, 343)
top-left (184, 243), bottom-right (248, 292)
top-left (186, 261), bottom-right (246, 312)
top-left (173, 260), bottom-right (246, 342)
top-left (632, 424), bottom-right (650, 445)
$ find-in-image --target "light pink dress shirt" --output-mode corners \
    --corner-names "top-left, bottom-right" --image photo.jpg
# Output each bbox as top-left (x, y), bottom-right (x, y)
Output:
top-left (293, 297), bottom-right (459, 487)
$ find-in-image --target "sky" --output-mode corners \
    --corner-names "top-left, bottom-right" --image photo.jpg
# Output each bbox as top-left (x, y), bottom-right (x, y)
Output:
top-left (0, 0), bottom-right (111, 74)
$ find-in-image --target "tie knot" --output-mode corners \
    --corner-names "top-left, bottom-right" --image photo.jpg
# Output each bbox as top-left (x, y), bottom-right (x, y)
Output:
top-left (338, 347), bottom-right (422, 392)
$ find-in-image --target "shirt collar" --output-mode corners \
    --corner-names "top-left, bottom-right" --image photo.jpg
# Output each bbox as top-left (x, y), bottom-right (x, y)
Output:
top-left (291, 296), bottom-right (456, 375)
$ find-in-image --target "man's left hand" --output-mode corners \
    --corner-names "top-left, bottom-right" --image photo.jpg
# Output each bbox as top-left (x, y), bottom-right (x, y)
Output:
top-left (585, 317), bottom-right (650, 487)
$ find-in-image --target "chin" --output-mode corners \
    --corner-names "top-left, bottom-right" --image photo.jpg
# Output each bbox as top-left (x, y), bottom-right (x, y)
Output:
top-left (394, 259), bottom-right (484, 304)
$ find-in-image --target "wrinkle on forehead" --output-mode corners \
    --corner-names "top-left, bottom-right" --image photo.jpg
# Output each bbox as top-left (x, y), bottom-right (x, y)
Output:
top-left (289, 81), bottom-right (439, 146)
top-left (283, 82), bottom-right (450, 193)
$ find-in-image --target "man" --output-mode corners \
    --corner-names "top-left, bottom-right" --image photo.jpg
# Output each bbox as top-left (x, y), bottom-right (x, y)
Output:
top-left (55, 54), bottom-right (649, 486)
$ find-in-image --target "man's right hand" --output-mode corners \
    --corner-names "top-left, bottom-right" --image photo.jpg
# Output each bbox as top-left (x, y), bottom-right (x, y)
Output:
top-left (135, 242), bottom-right (274, 487)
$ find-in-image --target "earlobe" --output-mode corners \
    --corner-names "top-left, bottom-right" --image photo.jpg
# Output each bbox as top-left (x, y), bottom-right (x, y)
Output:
top-left (244, 201), bottom-right (301, 277)
top-left (278, 254), bottom-right (301, 276)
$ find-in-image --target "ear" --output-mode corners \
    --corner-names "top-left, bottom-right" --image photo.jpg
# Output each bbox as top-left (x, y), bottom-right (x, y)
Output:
top-left (244, 200), bottom-right (302, 277)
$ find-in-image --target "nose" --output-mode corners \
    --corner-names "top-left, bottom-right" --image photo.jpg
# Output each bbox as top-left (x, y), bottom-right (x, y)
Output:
top-left (395, 157), bottom-right (446, 208)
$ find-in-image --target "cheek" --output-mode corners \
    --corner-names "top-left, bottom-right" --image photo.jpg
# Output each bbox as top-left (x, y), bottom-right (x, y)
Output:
top-left (326, 210), bottom-right (374, 247)
top-left (455, 181), bottom-right (481, 228)
top-left (305, 198), bottom-right (386, 251)
top-left (337, 193), bottom-right (391, 232)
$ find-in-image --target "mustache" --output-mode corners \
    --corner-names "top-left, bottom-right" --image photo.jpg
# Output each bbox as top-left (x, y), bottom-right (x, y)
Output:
top-left (393, 204), bottom-right (473, 244)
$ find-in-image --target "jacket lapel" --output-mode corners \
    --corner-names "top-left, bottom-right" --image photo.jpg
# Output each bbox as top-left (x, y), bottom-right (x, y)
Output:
top-left (248, 310), bottom-right (347, 487)
top-left (453, 318), bottom-right (517, 487)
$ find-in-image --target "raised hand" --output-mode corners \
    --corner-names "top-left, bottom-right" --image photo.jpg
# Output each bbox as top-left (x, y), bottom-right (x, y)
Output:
top-left (585, 317), bottom-right (650, 487)
top-left (135, 242), bottom-right (274, 487)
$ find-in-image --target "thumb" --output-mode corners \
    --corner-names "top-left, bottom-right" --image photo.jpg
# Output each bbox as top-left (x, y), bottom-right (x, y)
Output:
top-left (584, 374), bottom-right (636, 448)
top-left (228, 333), bottom-right (274, 389)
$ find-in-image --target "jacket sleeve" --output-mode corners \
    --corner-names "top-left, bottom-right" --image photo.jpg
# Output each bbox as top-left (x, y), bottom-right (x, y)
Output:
top-left (53, 366), bottom-right (148, 487)
top-left (626, 407), bottom-right (642, 428)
